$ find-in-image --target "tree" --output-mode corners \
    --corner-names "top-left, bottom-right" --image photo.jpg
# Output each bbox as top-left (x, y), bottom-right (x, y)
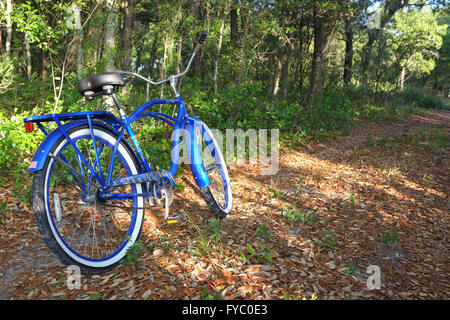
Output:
top-left (1, 0), bottom-right (13, 57)
top-left (425, 8), bottom-right (449, 95)
top-left (121, 0), bottom-right (136, 71)
top-left (388, 6), bottom-right (447, 90)
top-left (104, 0), bottom-right (118, 70)
top-left (310, 1), bottom-right (344, 101)
top-left (360, 0), bottom-right (410, 86)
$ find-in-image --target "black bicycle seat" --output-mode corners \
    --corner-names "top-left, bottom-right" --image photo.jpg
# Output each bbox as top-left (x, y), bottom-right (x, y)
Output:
top-left (78, 72), bottom-right (129, 99)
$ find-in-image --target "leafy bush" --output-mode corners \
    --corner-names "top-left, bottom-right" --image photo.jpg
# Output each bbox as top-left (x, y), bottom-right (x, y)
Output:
top-left (303, 90), bottom-right (356, 136)
top-left (395, 87), bottom-right (448, 110)
top-left (0, 111), bottom-right (44, 172)
top-left (0, 56), bottom-right (17, 94)
top-left (419, 94), bottom-right (447, 109)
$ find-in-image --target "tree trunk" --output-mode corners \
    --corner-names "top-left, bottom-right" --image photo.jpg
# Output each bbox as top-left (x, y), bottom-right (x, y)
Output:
top-left (77, 31), bottom-right (83, 78)
top-left (343, 19), bottom-right (353, 84)
top-left (360, 29), bottom-right (377, 86)
top-left (5, 0), bottom-right (13, 56)
top-left (239, 4), bottom-right (249, 48)
top-left (176, 35), bottom-right (182, 75)
top-left (297, 21), bottom-right (312, 91)
top-left (104, 0), bottom-right (117, 71)
top-left (274, 42), bottom-right (292, 101)
top-left (41, 50), bottom-right (49, 79)
top-left (121, 0), bottom-right (136, 71)
top-left (0, 25), bottom-right (3, 54)
top-left (310, 3), bottom-right (336, 101)
top-left (25, 33), bottom-right (32, 79)
top-left (273, 56), bottom-right (282, 98)
top-left (134, 27), bottom-right (147, 73)
top-left (230, 3), bottom-right (238, 47)
top-left (399, 66), bottom-right (406, 91)
top-left (74, 4), bottom-right (83, 78)
top-left (214, 15), bottom-right (225, 94)
top-left (280, 44), bottom-right (292, 100)
top-left (146, 31), bottom-right (159, 101)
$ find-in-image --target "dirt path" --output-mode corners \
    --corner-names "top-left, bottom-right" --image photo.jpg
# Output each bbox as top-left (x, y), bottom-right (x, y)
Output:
top-left (0, 110), bottom-right (448, 300)
top-left (313, 110), bottom-right (450, 158)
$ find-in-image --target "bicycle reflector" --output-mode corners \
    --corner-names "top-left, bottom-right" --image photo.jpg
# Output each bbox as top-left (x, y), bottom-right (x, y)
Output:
top-left (24, 121), bottom-right (34, 133)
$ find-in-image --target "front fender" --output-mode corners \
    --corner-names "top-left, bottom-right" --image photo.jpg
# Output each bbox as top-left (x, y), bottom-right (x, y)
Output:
top-left (28, 120), bottom-right (120, 173)
top-left (184, 121), bottom-right (210, 189)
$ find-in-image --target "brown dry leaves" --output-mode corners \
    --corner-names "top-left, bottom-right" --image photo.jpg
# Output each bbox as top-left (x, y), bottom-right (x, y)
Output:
top-left (0, 111), bottom-right (449, 300)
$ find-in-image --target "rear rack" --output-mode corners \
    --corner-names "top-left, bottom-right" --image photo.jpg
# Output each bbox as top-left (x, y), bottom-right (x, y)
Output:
top-left (23, 111), bottom-right (122, 135)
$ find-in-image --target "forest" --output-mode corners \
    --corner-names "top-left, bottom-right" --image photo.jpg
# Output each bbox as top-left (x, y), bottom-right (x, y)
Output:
top-left (0, 0), bottom-right (449, 301)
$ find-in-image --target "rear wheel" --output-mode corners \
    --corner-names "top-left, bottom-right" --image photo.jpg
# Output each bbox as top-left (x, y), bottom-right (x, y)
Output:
top-left (32, 124), bottom-right (144, 273)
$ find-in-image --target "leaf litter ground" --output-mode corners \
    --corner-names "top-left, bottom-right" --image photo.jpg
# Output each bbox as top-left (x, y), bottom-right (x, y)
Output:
top-left (0, 110), bottom-right (448, 300)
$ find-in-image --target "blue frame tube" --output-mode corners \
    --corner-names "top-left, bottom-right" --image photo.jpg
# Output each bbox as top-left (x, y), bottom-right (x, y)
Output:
top-left (87, 115), bottom-right (105, 186)
top-left (106, 127), bottom-right (126, 189)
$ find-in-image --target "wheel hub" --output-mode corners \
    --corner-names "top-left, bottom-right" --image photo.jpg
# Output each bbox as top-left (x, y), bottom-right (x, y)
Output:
top-left (82, 188), bottom-right (105, 206)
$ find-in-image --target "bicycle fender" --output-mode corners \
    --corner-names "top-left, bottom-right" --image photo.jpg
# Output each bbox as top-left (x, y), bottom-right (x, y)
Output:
top-left (184, 121), bottom-right (210, 188)
top-left (28, 120), bottom-right (122, 173)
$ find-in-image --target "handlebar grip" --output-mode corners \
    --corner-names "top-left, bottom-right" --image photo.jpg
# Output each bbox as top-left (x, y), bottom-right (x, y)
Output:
top-left (198, 30), bottom-right (208, 44)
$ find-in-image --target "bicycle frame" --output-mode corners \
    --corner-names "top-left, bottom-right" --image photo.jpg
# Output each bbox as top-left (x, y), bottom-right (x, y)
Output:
top-left (25, 31), bottom-right (213, 201)
top-left (23, 94), bottom-right (210, 201)
top-left (106, 94), bottom-right (211, 198)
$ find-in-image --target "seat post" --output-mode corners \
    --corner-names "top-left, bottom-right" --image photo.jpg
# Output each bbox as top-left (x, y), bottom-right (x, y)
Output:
top-left (111, 92), bottom-right (127, 120)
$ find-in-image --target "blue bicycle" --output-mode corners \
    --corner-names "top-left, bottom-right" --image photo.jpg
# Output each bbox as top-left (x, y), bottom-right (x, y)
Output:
top-left (23, 31), bottom-right (232, 273)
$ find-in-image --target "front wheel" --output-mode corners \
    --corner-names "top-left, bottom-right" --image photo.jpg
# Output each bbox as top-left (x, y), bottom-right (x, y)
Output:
top-left (194, 120), bottom-right (232, 219)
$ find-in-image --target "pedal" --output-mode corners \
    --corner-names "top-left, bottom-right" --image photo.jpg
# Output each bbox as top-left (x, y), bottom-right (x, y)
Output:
top-left (165, 213), bottom-right (185, 225)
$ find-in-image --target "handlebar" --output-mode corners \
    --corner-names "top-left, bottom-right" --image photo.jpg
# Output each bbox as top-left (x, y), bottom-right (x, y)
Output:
top-left (116, 30), bottom-right (209, 96)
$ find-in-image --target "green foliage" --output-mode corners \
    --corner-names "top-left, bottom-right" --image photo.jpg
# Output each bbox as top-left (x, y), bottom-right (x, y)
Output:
top-left (120, 239), bottom-right (145, 269)
top-left (315, 230), bottom-right (337, 250)
top-left (342, 192), bottom-right (356, 205)
top-left (284, 290), bottom-right (318, 300)
top-left (11, 0), bottom-right (87, 53)
top-left (0, 110), bottom-right (44, 195)
top-left (382, 228), bottom-right (398, 244)
top-left (137, 123), bottom-right (173, 169)
top-left (388, 7), bottom-right (447, 79)
top-left (0, 56), bottom-right (18, 94)
top-left (282, 205), bottom-right (318, 226)
top-left (88, 293), bottom-right (102, 300)
top-left (395, 87), bottom-right (448, 110)
top-left (240, 241), bottom-right (277, 265)
top-left (255, 223), bottom-right (272, 239)
top-left (307, 91), bottom-right (356, 135)
top-left (200, 286), bottom-right (224, 300)
top-left (344, 261), bottom-right (356, 275)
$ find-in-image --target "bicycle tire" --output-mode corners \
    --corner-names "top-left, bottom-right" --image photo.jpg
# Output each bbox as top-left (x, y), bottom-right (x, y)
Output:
top-left (32, 124), bottom-right (145, 274)
top-left (194, 120), bottom-right (232, 219)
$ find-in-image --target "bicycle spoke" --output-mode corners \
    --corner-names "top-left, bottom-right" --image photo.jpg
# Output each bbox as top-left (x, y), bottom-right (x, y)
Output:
top-left (52, 168), bottom-right (83, 194)
top-left (206, 164), bottom-right (220, 173)
top-left (49, 152), bottom-right (102, 189)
